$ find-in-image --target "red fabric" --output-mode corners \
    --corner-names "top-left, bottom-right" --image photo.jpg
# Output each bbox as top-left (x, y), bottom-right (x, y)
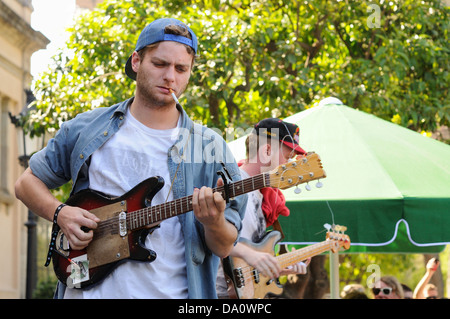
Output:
top-left (260, 187), bottom-right (290, 227)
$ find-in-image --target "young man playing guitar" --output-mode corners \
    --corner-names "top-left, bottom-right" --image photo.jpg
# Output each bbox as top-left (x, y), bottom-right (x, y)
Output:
top-left (216, 118), bottom-right (309, 299)
top-left (15, 18), bottom-right (246, 299)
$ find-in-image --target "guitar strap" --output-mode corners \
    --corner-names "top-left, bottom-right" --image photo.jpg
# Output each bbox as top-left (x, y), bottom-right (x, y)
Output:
top-left (272, 219), bottom-right (288, 254)
top-left (271, 219), bottom-right (285, 240)
top-left (165, 127), bottom-right (193, 203)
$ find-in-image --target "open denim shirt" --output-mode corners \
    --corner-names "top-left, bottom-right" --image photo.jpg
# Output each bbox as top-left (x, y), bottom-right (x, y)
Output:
top-left (30, 98), bottom-right (247, 298)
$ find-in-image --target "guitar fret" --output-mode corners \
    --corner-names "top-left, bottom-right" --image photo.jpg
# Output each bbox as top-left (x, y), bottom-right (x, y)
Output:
top-left (164, 203), bottom-right (167, 219)
top-left (137, 211), bottom-right (140, 228)
top-left (155, 206), bottom-right (158, 222)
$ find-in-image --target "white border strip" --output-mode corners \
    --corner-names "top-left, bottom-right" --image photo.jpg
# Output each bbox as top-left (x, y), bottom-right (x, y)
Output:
top-left (280, 219), bottom-right (450, 247)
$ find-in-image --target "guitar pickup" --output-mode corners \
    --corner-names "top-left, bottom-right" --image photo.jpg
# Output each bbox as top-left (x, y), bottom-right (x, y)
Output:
top-left (233, 268), bottom-right (245, 288)
top-left (119, 211), bottom-right (127, 237)
top-left (252, 269), bottom-right (260, 284)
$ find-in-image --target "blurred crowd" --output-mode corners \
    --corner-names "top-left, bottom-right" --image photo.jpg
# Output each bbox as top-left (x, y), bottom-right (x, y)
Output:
top-left (340, 258), bottom-right (443, 299)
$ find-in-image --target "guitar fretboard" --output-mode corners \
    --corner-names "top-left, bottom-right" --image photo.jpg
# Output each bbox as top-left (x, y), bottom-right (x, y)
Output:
top-left (277, 241), bottom-right (334, 269)
top-left (126, 173), bottom-right (269, 231)
top-left (277, 235), bottom-right (350, 269)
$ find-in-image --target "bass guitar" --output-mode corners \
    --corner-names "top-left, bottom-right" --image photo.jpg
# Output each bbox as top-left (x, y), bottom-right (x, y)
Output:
top-left (223, 225), bottom-right (350, 299)
top-left (47, 152), bottom-right (325, 289)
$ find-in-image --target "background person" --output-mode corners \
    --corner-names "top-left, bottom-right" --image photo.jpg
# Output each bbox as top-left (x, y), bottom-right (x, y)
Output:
top-left (413, 257), bottom-right (440, 299)
top-left (372, 275), bottom-right (404, 299)
top-left (216, 118), bottom-right (310, 298)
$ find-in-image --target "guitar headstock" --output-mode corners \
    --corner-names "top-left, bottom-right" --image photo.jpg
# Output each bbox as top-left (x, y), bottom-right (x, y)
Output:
top-left (267, 152), bottom-right (326, 190)
top-left (326, 224), bottom-right (351, 252)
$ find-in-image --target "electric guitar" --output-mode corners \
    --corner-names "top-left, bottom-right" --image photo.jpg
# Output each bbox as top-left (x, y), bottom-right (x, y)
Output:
top-left (223, 226), bottom-right (350, 299)
top-left (48, 152), bottom-right (325, 289)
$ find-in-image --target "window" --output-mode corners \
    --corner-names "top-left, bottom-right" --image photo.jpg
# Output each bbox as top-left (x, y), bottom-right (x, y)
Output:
top-left (0, 96), bottom-right (9, 195)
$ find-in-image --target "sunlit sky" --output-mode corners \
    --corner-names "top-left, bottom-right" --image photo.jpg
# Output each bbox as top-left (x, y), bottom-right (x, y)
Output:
top-left (30, 0), bottom-right (76, 77)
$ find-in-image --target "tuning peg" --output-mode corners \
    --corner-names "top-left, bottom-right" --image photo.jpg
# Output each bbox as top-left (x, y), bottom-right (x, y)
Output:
top-left (316, 180), bottom-right (323, 188)
top-left (294, 187), bottom-right (301, 194)
top-left (305, 183), bottom-right (311, 191)
top-left (324, 223), bottom-right (332, 231)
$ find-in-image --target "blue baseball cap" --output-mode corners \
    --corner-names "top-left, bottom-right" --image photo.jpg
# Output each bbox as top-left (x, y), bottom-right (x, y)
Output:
top-left (125, 18), bottom-right (198, 80)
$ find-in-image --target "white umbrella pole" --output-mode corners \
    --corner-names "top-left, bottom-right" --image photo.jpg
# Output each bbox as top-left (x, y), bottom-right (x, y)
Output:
top-left (329, 250), bottom-right (340, 298)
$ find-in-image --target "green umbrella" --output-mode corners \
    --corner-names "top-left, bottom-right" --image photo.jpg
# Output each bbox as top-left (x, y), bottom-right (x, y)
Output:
top-left (228, 103), bottom-right (450, 253)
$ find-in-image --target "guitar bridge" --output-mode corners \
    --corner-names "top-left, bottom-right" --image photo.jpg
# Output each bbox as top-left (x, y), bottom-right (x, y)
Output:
top-left (233, 268), bottom-right (245, 288)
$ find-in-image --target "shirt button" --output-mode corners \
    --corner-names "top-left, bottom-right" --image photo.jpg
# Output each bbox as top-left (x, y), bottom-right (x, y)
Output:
top-left (103, 131), bottom-right (108, 136)
top-left (79, 154), bottom-right (84, 159)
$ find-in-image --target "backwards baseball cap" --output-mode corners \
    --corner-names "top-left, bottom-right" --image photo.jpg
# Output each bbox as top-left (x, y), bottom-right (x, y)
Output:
top-left (253, 118), bottom-right (306, 155)
top-left (125, 18), bottom-right (198, 80)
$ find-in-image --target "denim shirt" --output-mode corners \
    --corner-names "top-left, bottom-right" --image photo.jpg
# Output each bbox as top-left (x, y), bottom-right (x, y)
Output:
top-left (30, 98), bottom-right (247, 299)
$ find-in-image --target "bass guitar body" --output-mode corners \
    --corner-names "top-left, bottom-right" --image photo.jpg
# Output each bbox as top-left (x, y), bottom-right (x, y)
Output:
top-left (223, 231), bottom-right (283, 299)
top-left (52, 176), bottom-right (163, 289)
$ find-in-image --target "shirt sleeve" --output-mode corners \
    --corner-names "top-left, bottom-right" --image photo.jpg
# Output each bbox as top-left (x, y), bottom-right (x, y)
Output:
top-left (29, 122), bottom-right (72, 190)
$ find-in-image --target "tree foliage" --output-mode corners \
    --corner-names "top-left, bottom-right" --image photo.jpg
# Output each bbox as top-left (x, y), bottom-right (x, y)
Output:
top-left (27, 0), bottom-right (449, 296)
top-left (26, 0), bottom-right (449, 139)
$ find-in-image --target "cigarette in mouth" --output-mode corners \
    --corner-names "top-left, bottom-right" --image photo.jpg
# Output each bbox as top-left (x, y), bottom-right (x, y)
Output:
top-left (169, 89), bottom-right (180, 105)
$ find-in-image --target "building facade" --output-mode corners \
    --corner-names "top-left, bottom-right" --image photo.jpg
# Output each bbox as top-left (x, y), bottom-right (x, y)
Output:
top-left (0, 0), bottom-right (48, 298)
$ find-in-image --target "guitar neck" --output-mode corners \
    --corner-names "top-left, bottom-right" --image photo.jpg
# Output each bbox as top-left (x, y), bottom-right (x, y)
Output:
top-left (126, 173), bottom-right (269, 231)
top-left (276, 241), bottom-right (337, 269)
top-left (125, 153), bottom-right (325, 231)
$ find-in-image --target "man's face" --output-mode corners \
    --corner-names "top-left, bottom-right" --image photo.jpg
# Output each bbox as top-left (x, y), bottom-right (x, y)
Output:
top-left (132, 41), bottom-right (193, 108)
top-left (258, 142), bottom-right (296, 173)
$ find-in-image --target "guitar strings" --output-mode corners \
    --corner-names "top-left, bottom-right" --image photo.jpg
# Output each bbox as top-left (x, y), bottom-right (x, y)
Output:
top-left (86, 156), bottom-right (322, 239)
top-left (92, 168), bottom-right (320, 235)
top-left (235, 242), bottom-right (332, 280)
top-left (235, 240), bottom-right (345, 283)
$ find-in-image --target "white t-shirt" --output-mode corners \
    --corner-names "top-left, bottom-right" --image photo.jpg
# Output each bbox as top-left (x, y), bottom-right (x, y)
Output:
top-left (64, 109), bottom-right (188, 299)
top-left (216, 169), bottom-right (266, 297)
top-left (237, 170), bottom-right (266, 242)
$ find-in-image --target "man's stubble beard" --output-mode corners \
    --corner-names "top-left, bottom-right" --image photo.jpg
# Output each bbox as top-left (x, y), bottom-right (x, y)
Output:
top-left (136, 73), bottom-right (188, 110)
